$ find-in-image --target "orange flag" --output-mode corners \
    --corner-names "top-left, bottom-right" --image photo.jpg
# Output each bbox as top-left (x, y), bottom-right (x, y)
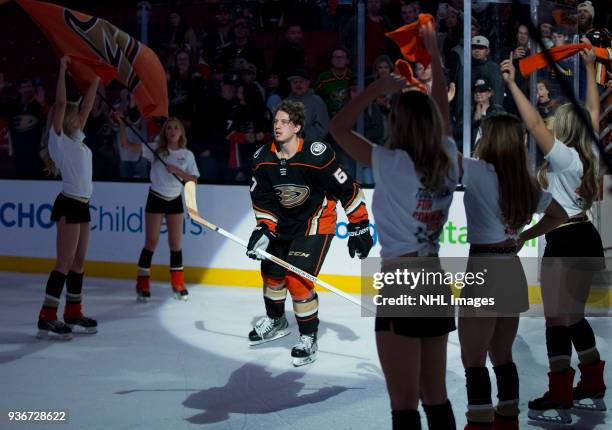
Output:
top-left (394, 60), bottom-right (428, 94)
top-left (16, 0), bottom-right (168, 118)
top-left (519, 42), bottom-right (611, 79)
top-left (385, 14), bottom-right (434, 67)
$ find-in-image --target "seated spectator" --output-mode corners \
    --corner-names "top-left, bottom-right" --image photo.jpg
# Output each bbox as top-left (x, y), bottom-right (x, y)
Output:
top-left (113, 98), bottom-right (148, 179)
top-left (540, 22), bottom-right (554, 49)
top-left (314, 47), bottom-right (355, 119)
top-left (127, 1), bottom-right (160, 52)
top-left (471, 77), bottom-right (503, 149)
top-left (0, 76), bottom-right (47, 178)
top-left (272, 24), bottom-right (306, 97)
top-left (415, 62), bottom-right (432, 94)
top-left (218, 18), bottom-right (266, 80)
top-left (285, 69), bottom-right (329, 144)
top-left (471, 35), bottom-right (504, 106)
top-left (511, 24), bottom-right (532, 60)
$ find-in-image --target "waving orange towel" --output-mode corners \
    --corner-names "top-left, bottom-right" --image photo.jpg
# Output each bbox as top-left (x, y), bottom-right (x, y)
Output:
top-left (385, 14), bottom-right (434, 67)
top-left (519, 43), bottom-right (611, 78)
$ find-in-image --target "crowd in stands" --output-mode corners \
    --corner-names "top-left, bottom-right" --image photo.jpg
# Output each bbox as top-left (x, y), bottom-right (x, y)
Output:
top-left (0, 0), bottom-right (610, 185)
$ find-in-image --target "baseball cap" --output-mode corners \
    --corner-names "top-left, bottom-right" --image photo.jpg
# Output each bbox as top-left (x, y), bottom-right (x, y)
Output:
top-left (471, 35), bottom-right (489, 49)
top-left (287, 68), bottom-right (309, 81)
top-left (473, 77), bottom-right (492, 92)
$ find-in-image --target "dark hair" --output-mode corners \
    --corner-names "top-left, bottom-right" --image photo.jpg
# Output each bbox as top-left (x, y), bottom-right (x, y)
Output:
top-left (389, 91), bottom-right (452, 192)
top-left (476, 112), bottom-right (542, 230)
top-left (330, 46), bottom-right (349, 59)
top-left (274, 100), bottom-right (305, 130)
top-left (18, 76), bottom-right (34, 86)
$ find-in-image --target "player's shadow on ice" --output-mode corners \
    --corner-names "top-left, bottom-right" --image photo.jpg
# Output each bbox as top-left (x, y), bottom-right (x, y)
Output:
top-left (182, 363), bottom-right (350, 424)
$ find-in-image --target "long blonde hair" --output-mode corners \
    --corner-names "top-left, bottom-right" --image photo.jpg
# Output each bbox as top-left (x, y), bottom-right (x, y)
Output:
top-left (476, 113), bottom-right (542, 231)
top-left (388, 91), bottom-right (452, 192)
top-left (40, 102), bottom-right (80, 176)
top-left (155, 117), bottom-right (187, 157)
top-left (537, 103), bottom-right (598, 211)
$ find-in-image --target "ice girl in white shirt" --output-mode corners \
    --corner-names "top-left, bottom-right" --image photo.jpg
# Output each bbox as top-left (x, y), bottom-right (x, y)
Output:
top-left (330, 22), bottom-right (457, 430)
top-left (119, 116), bottom-right (199, 301)
top-left (459, 111), bottom-right (567, 430)
top-left (502, 41), bottom-right (606, 422)
top-left (37, 56), bottom-right (100, 339)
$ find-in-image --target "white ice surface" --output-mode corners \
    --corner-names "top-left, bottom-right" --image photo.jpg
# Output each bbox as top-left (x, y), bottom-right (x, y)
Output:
top-left (0, 272), bottom-right (609, 429)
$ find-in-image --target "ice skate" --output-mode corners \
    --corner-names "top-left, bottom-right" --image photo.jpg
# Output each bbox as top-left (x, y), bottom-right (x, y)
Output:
top-left (170, 271), bottom-right (189, 301)
top-left (136, 277), bottom-right (150, 303)
top-left (573, 360), bottom-right (607, 411)
top-left (36, 319), bottom-right (72, 340)
top-left (249, 315), bottom-right (290, 346)
top-left (64, 315), bottom-right (98, 334)
top-left (527, 369), bottom-right (574, 424)
top-left (291, 332), bottom-right (317, 367)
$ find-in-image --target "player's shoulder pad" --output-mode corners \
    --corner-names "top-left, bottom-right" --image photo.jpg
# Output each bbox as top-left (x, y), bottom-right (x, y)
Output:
top-left (304, 141), bottom-right (335, 165)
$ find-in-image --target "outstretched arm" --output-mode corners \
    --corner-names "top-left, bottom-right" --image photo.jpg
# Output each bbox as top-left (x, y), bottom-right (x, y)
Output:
top-left (580, 38), bottom-right (599, 133)
top-left (329, 75), bottom-right (407, 166)
top-left (52, 56), bottom-right (69, 135)
top-left (501, 55), bottom-right (555, 154)
top-left (422, 21), bottom-right (451, 136)
top-left (78, 75), bottom-right (101, 129)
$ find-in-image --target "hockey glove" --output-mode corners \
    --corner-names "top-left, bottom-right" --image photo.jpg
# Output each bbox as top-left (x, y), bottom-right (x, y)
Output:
top-left (246, 224), bottom-right (276, 260)
top-left (347, 220), bottom-right (373, 259)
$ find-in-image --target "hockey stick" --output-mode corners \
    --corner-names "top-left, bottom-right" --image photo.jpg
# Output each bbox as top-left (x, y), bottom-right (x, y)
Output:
top-left (183, 181), bottom-right (368, 309)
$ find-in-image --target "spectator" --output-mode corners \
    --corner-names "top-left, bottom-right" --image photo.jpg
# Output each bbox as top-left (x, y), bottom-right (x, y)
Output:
top-left (84, 88), bottom-right (119, 180)
top-left (439, 5), bottom-right (462, 61)
top-left (314, 47), bottom-right (356, 118)
top-left (113, 100), bottom-right (147, 180)
top-left (199, 73), bottom-right (241, 181)
top-left (400, 2), bottom-right (418, 25)
top-left (202, 4), bottom-right (233, 65)
top-left (342, 0), bottom-right (398, 67)
top-left (272, 24), bottom-right (307, 97)
top-left (471, 35), bottom-right (504, 106)
top-left (286, 69), bottom-right (329, 143)
top-left (415, 62), bottom-right (432, 94)
top-left (218, 18), bottom-right (266, 80)
top-left (471, 77), bottom-right (503, 148)
top-left (577, 1), bottom-right (595, 34)
top-left (226, 83), bottom-right (272, 182)
top-left (540, 22), bottom-right (554, 49)
top-left (127, 1), bottom-right (160, 52)
top-left (258, 0), bottom-right (285, 30)
top-left (265, 71), bottom-right (283, 111)
top-left (167, 50), bottom-right (207, 131)
top-left (0, 76), bottom-right (47, 178)
top-left (536, 78), bottom-right (559, 120)
top-left (161, 10), bottom-right (197, 64)
top-left (512, 24), bottom-right (532, 60)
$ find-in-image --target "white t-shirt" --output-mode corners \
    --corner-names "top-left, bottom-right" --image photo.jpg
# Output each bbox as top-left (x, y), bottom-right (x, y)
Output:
top-left (116, 122), bottom-right (145, 162)
top-left (543, 139), bottom-right (590, 217)
top-left (372, 138), bottom-right (459, 257)
top-left (48, 128), bottom-right (93, 199)
top-left (463, 157), bottom-right (552, 244)
top-left (142, 141), bottom-right (199, 198)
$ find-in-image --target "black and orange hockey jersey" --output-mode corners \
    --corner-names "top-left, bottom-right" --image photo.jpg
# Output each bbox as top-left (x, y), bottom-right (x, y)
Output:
top-left (250, 138), bottom-right (369, 239)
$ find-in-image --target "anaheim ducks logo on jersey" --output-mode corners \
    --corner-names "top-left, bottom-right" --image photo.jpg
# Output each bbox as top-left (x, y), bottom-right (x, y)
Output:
top-left (274, 185), bottom-right (310, 208)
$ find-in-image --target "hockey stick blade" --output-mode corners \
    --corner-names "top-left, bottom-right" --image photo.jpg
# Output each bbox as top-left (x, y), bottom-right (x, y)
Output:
top-left (183, 181), bottom-right (370, 311)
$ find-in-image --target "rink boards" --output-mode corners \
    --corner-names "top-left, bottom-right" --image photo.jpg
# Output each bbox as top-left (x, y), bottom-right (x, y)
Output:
top-left (0, 180), bottom-right (609, 306)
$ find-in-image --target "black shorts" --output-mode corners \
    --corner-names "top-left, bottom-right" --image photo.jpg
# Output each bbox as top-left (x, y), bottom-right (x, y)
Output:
top-left (145, 190), bottom-right (184, 214)
top-left (461, 248), bottom-right (529, 315)
top-left (262, 234), bottom-right (334, 280)
top-left (374, 257), bottom-right (456, 338)
top-left (543, 220), bottom-right (605, 270)
top-left (51, 193), bottom-right (91, 224)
